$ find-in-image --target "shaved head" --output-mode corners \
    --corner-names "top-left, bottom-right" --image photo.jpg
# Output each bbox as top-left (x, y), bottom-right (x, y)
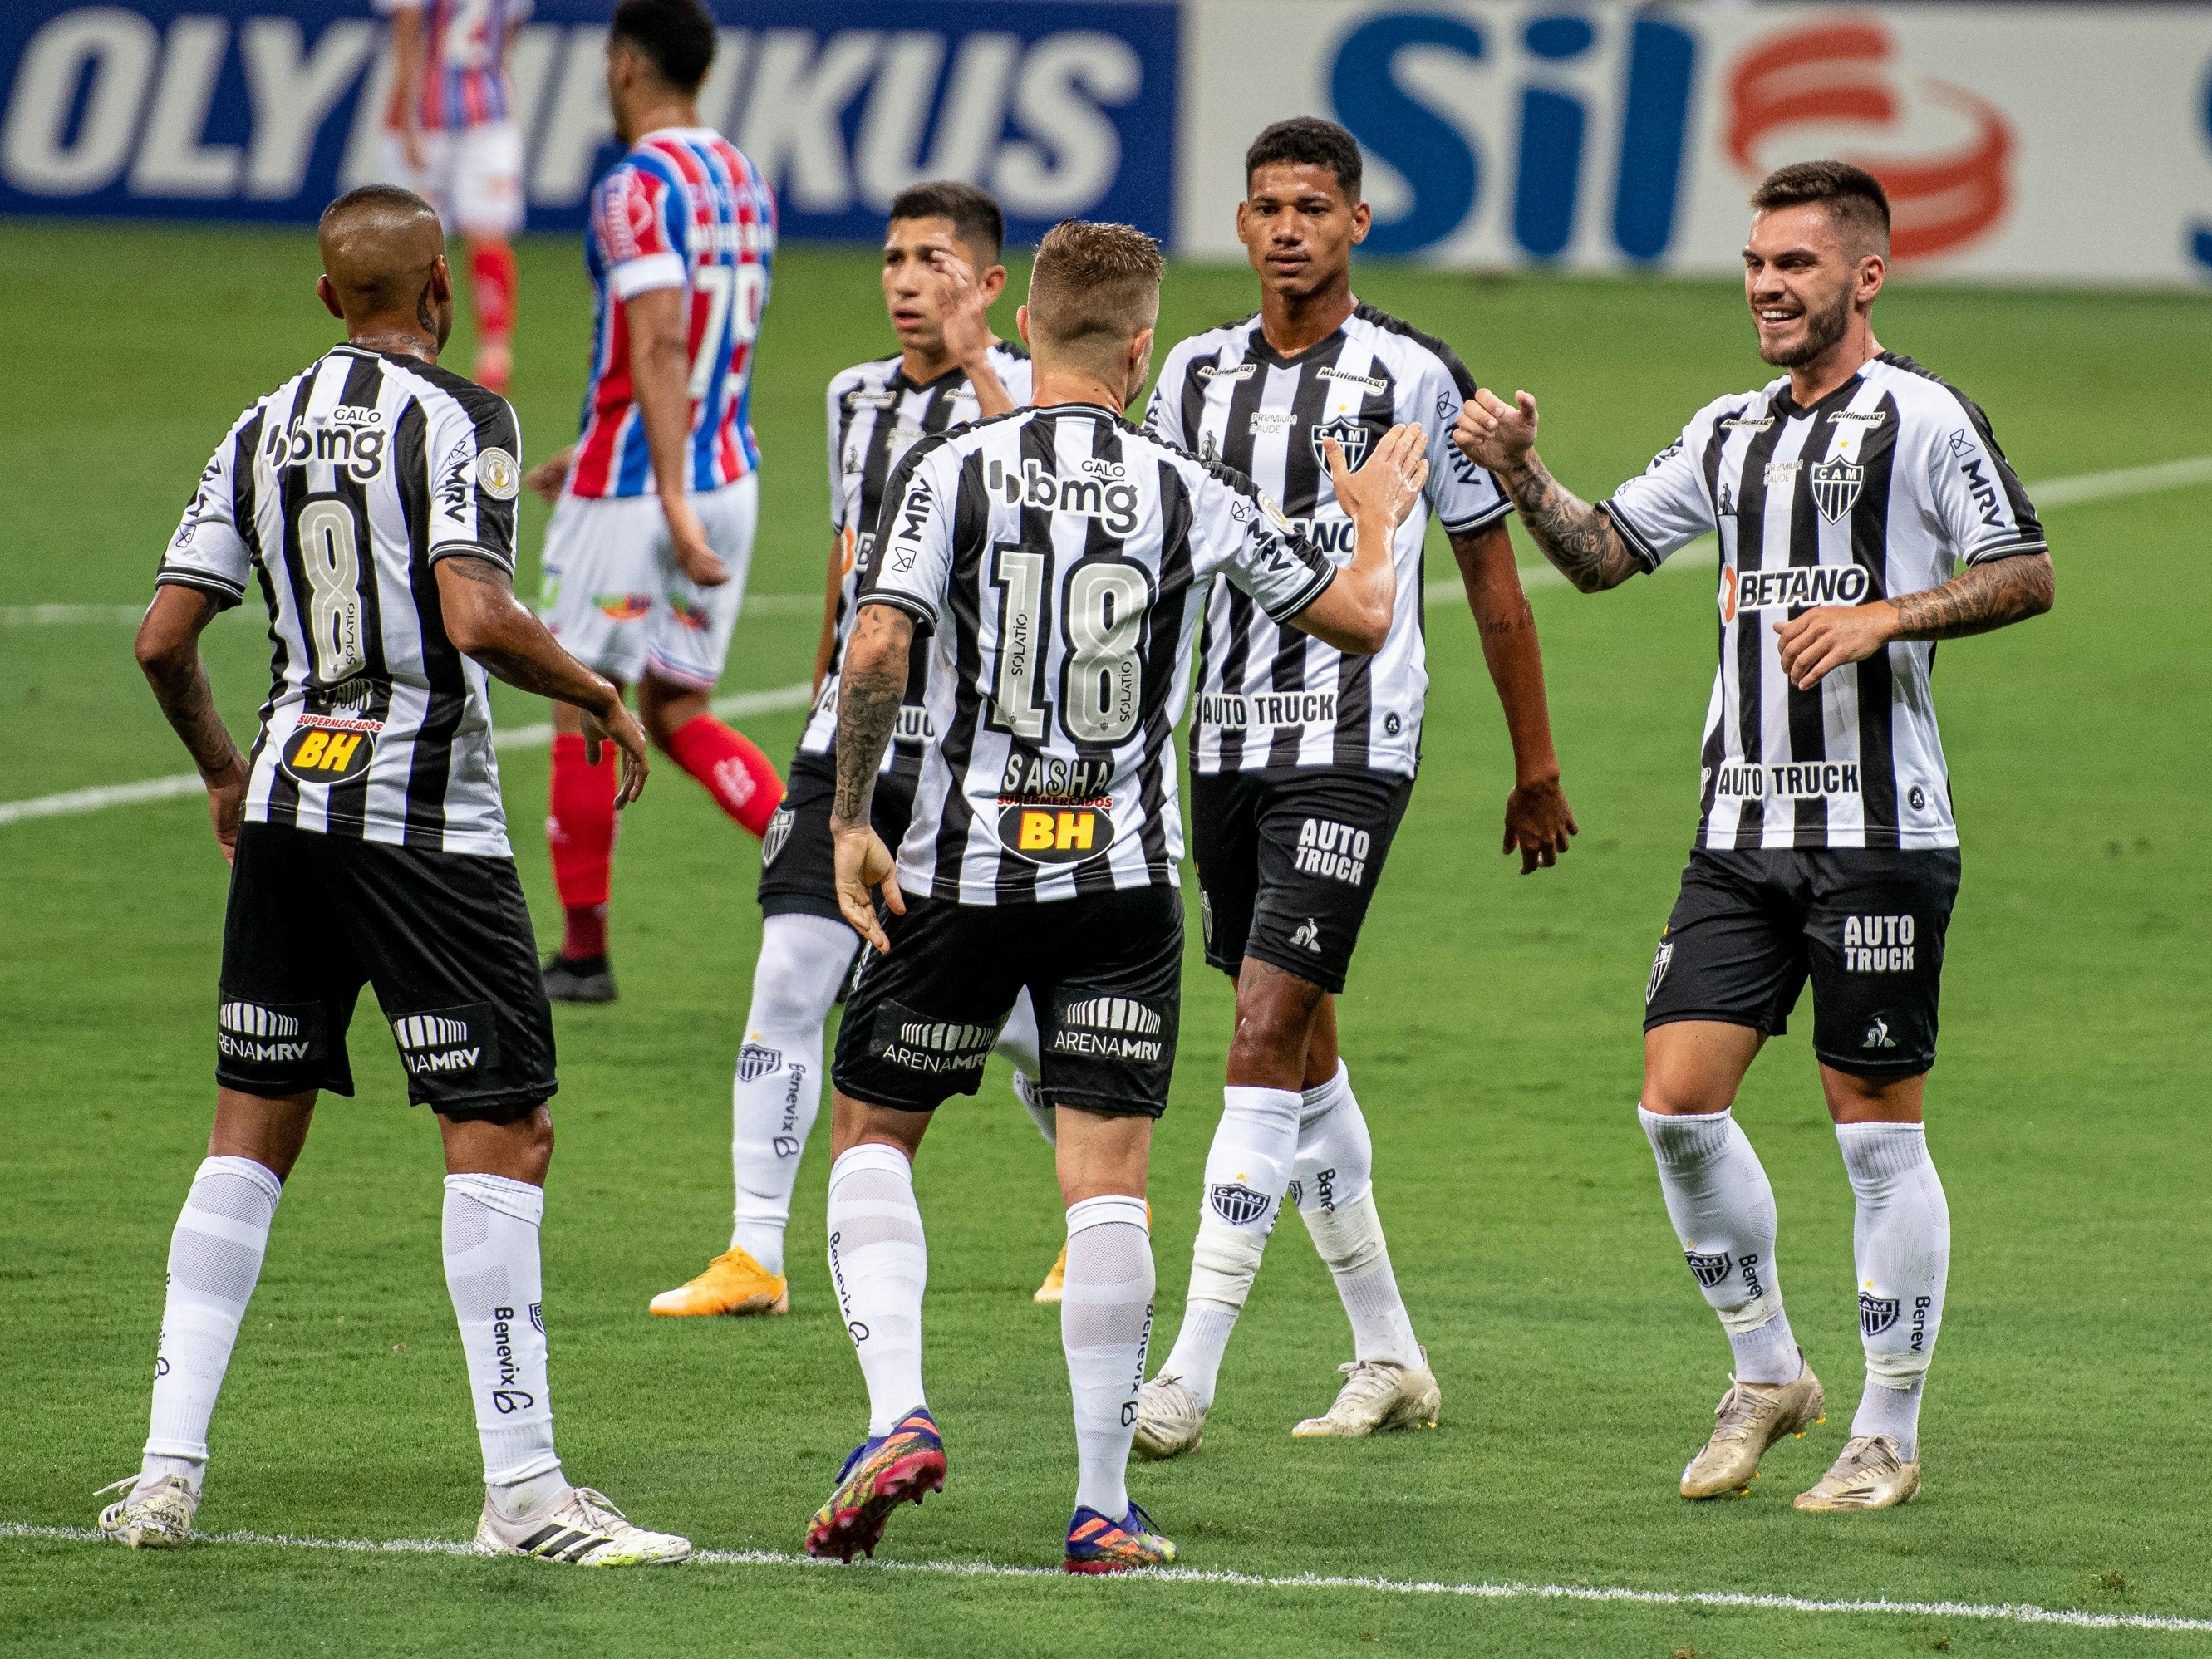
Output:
top-left (317, 185), bottom-right (452, 351)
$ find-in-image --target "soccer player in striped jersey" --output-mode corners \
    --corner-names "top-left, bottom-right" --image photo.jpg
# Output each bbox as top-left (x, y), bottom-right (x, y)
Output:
top-left (1134, 118), bottom-right (1576, 1458)
top-left (649, 181), bottom-right (1059, 1321)
top-left (101, 187), bottom-right (688, 1566)
top-left (801, 221), bottom-right (1430, 1572)
top-left (528, 0), bottom-right (784, 1004)
top-left (375, 0), bottom-right (530, 392)
top-left (1454, 161), bottom-right (2054, 1511)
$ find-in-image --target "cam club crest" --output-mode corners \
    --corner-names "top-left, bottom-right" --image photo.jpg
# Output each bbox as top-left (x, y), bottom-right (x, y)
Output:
top-left (1809, 457), bottom-right (1865, 523)
top-left (1310, 418), bottom-right (1370, 470)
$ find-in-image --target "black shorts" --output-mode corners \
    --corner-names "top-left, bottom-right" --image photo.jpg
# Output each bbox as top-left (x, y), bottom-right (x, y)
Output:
top-left (1643, 847), bottom-right (1963, 1078)
top-left (832, 886), bottom-right (1182, 1117)
top-left (216, 822), bottom-right (558, 1121)
top-left (757, 749), bottom-right (919, 924)
top-left (1191, 767), bottom-right (1415, 994)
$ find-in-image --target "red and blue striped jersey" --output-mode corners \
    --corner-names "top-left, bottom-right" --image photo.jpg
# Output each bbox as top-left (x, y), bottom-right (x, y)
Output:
top-left (375, 0), bottom-right (531, 132)
top-left (568, 130), bottom-right (776, 501)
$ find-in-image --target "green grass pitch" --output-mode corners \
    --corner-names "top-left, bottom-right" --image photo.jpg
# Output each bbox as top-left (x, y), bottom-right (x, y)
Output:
top-left (2, 221), bottom-right (2209, 1657)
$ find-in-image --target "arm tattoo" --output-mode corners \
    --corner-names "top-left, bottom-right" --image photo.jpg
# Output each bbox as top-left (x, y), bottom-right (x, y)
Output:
top-left (439, 552), bottom-right (512, 588)
top-left (143, 591), bottom-right (243, 778)
top-left (832, 616), bottom-right (909, 824)
top-left (1889, 553), bottom-right (2054, 641)
top-left (1498, 458), bottom-right (1641, 593)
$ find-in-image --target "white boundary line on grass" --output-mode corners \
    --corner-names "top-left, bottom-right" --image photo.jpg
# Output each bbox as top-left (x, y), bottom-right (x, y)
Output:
top-left (3, 1521), bottom-right (2206, 1634)
top-left (2, 449), bottom-right (2200, 827)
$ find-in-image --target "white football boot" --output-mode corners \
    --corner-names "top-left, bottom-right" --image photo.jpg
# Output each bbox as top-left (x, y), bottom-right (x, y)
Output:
top-left (1131, 1372), bottom-right (1207, 1460)
top-left (1795, 1434), bottom-right (1921, 1511)
top-left (474, 1485), bottom-right (692, 1566)
top-left (1290, 1351), bottom-right (1443, 1438)
top-left (96, 1472), bottom-right (199, 1549)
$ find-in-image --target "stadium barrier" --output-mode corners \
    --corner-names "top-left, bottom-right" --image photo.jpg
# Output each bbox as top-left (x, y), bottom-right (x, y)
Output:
top-left (3, 1), bottom-right (2210, 283)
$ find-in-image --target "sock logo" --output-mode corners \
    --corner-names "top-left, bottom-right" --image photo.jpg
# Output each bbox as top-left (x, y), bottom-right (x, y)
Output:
top-left (1860, 1292), bottom-right (1901, 1336)
top-left (489, 1304), bottom-right (534, 1415)
top-left (528, 1302), bottom-right (544, 1335)
top-left (1685, 1249), bottom-right (1733, 1288)
top-left (392, 1003), bottom-right (498, 1077)
top-left (1208, 1181), bottom-right (1271, 1226)
top-left (1910, 1294), bottom-right (1932, 1352)
top-left (1309, 1166), bottom-right (1338, 1214)
top-left (1739, 1251), bottom-right (1767, 1302)
top-left (738, 1042), bottom-right (784, 1082)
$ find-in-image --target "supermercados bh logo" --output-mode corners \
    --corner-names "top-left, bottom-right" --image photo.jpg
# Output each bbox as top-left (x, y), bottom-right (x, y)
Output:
top-left (0, 1), bottom-right (1176, 243)
top-left (279, 710), bottom-right (380, 786)
top-left (392, 1003), bottom-right (498, 1077)
top-left (995, 750), bottom-right (1117, 866)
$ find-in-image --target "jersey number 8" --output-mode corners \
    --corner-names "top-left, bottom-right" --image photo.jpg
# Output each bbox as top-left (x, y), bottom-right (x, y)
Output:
top-left (990, 547), bottom-right (1152, 747)
top-left (296, 494), bottom-right (368, 684)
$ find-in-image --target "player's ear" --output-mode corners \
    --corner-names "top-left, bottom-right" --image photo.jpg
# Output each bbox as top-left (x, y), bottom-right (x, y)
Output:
top-left (1015, 304), bottom-right (1031, 349)
top-left (1349, 199), bottom-right (1372, 244)
top-left (317, 274), bottom-right (345, 321)
top-left (430, 253), bottom-right (452, 304)
top-left (981, 264), bottom-right (1007, 305)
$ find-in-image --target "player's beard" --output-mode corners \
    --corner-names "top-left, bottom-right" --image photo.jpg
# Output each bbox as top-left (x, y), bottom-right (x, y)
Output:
top-left (1761, 282), bottom-right (1852, 369)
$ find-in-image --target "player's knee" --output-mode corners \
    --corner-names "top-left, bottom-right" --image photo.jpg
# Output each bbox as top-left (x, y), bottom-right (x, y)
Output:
top-left (1230, 975), bottom-right (1325, 1075)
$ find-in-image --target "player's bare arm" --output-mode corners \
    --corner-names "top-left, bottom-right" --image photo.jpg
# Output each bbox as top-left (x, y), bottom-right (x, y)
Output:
top-left (1775, 552), bottom-right (2055, 690)
top-left (525, 445), bottom-right (574, 503)
top-left (386, 7), bottom-right (426, 170)
top-left (927, 248), bottom-right (1014, 417)
top-left (1453, 390), bottom-right (1642, 594)
top-left (135, 585), bottom-right (249, 863)
top-left (1289, 424), bottom-right (1427, 654)
top-left (435, 554), bottom-right (651, 803)
top-left (1448, 520), bottom-right (1579, 872)
top-left (625, 284), bottom-right (727, 587)
top-left (828, 601), bottom-right (912, 950)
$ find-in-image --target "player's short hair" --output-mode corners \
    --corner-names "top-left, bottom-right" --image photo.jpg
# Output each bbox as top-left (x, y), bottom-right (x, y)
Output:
top-left (1749, 160), bottom-right (1890, 257)
top-left (1245, 116), bottom-right (1364, 204)
top-left (319, 185), bottom-right (443, 315)
top-left (321, 183), bottom-right (437, 233)
top-left (609, 0), bottom-right (717, 94)
top-left (1025, 220), bottom-right (1163, 353)
top-left (888, 181), bottom-right (1005, 266)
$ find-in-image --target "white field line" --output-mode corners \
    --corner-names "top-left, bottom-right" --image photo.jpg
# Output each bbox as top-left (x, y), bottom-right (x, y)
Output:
top-left (2, 1522), bottom-right (2205, 1633)
top-left (0, 682), bottom-right (813, 829)
top-left (0, 448), bottom-right (2194, 827)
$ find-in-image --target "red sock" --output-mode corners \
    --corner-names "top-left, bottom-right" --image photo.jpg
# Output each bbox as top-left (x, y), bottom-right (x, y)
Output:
top-left (469, 240), bottom-right (517, 346)
top-left (664, 715), bottom-right (783, 838)
top-left (548, 733), bottom-right (616, 960)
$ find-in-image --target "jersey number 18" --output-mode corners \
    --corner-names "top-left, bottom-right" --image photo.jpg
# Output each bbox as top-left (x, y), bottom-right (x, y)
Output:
top-left (989, 545), bottom-right (1151, 747)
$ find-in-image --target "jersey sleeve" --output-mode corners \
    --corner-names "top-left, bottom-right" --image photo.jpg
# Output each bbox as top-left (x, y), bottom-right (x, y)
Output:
top-left (591, 162), bottom-right (686, 302)
top-left (826, 371), bottom-right (858, 534)
top-left (1193, 461), bottom-right (1337, 624)
top-left (996, 349), bottom-right (1035, 406)
top-left (1141, 341), bottom-right (1195, 449)
top-left (422, 391), bottom-right (524, 572)
top-left (1599, 407), bottom-right (1723, 571)
top-left (857, 440), bottom-right (958, 629)
top-left (1418, 348), bottom-right (1511, 534)
top-left (157, 417), bottom-right (257, 611)
top-left (1924, 394), bottom-right (2047, 565)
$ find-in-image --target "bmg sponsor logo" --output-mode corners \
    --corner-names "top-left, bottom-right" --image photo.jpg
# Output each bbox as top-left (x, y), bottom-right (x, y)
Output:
top-left (985, 456), bottom-right (1140, 537)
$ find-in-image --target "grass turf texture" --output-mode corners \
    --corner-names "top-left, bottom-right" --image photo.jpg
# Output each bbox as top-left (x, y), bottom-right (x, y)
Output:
top-left (2, 221), bottom-right (2209, 1657)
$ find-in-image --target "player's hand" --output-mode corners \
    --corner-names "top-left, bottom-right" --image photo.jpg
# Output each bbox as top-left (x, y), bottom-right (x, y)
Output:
top-left (833, 823), bottom-right (902, 954)
top-left (401, 123), bottom-right (425, 173)
top-left (1455, 390), bottom-right (1539, 474)
top-left (205, 758), bottom-right (248, 866)
top-left (926, 246), bottom-right (992, 368)
top-left (525, 447), bottom-right (573, 503)
top-left (1774, 601), bottom-right (1900, 690)
top-left (583, 699), bottom-right (650, 807)
top-left (1502, 774), bottom-right (1578, 874)
top-left (666, 496), bottom-right (730, 587)
top-left (1329, 422), bottom-right (1428, 528)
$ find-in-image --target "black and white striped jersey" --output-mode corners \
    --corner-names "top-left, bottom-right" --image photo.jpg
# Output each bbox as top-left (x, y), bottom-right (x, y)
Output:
top-left (857, 402), bottom-right (1338, 903)
top-left (798, 344), bottom-right (1033, 774)
top-left (1144, 302), bottom-right (1510, 778)
top-left (1600, 352), bottom-right (2046, 852)
top-left (155, 345), bottom-right (524, 856)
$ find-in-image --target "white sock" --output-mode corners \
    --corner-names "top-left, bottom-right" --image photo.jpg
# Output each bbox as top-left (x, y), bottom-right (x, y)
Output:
top-left (730, 912), bottom-right (856, 1274)
top-left (442, 1174), bottom-right (564, 1520)
top-left (826, 1144), bottom-right (928, 1436)
top-left (996, 989), bottom-right (1056, 1146)
top-left (139, 1156), bottom-right (283, 1499)
top-left (1160, 1086), bottom-right (1300, 1408)
top-left (1061, 1195), bottom-right (1153, 1519)
top-left (1294, 1063), bottom-right (1420, 1367)
top-left (1640, 1106), bottom-right (1800, 1385)
top-left (1837, 1120), bottom-right (1949, 1459)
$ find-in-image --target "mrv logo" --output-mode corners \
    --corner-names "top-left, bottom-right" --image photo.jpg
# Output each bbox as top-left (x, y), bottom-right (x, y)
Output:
top-left (392, 1004), bottom-right (496, 1076)
top-left (868, 1003), bottom-right (996, 1076)
top-left (1052, 995), bottom-right (1167, 1063)
top-left (218, 999), bottom-right (317, 1064)
top-left (986, 457), bottom-right (1140, 536)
